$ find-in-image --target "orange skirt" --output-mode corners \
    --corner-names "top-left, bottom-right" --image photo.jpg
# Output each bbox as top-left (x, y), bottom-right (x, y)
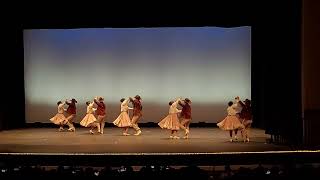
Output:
top-left (50, 113), bottom-right (66, 125)
top-left (217, 115), bottom-right (244, 131)
top-left (158, 113), bottom-right (180, 130)
top-left (113, 111), bottom-right (132, 127)
top-left (80, 114), bottom-right (97, 127)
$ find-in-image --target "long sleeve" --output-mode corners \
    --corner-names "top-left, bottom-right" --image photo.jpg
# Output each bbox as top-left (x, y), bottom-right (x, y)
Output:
top-left (172, 99), bottom-right (180, 109)
top-left (122, 98), bottom-right (130, 106)
top-left (94, 99), bottom-right (102, 107)
top-left (227, 106), bottom-right (237, 116)
top-left (178, 101), bottom-right (185, 108)
top-left (89, 102), bottom-right (94, 109)
top-left (169, 99), bottom-right (181, 114)
top-left (232, 103), bottom-right (241, 113)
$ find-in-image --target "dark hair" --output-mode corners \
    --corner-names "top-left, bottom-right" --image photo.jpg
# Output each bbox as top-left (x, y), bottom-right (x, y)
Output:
top-left (135, 95), bottom-right (141, 100)
top-left (120, 98), bottom-right (125, 102)
top-left (71, 98), bottom-right (77, 103)
top-left (86, 101), bottom-right (90, 106)
top-left (228, 101), bottom-right (233, 106)
top-left (185, 98), bottom-right (191, 103)
top-left (169, 101), bottom-right (174, 106)
top-left (245, 99), bottom-right (251, 106)
top-left (57, 101), bottom-right (62, 105)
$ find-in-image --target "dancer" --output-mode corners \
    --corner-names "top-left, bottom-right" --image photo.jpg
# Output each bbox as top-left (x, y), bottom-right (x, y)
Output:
top-left (158, 98), bottom-right (189, 139)
top-left (217, 101), bottom-right (244, 142)
top-left (50, 101), bottom-right (67, 131)
top-left (232, 96), bottom-right (244, 140)
top-left (234, 96), bottom-right (243, 117)
top-left (130, 95), bottom-right (142, 136)
top-left (80, 101), bottom-right (100, 134)
top-left (113, 98), bottom-right (133, 136)
top-left (240, 99), bottom-right (253, 142)
top-left (65, 98), bottom-right (77, 132)
top-left (178, 98), bottom-right (192, 139)
top-left (94, 96), bottom-right (106, 134)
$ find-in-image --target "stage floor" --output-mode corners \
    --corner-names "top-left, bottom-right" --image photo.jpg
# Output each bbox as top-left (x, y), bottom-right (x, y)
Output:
top-left (0, 128), bottom-right (291, 153)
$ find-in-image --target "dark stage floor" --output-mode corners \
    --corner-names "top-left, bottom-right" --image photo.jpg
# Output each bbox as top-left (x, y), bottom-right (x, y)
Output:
top-left (0, 128), bottom-right (291, 153)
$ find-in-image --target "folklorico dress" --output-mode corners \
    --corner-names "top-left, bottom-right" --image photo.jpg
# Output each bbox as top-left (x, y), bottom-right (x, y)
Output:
top-left (217, 105), bottom-right (244, 131)
top-left (158, 100), bottom-right (182, 130)
top-left (113, 98), bottom-right (132, 127)
top-left (80, 102), bottom-right (97, 127)
top-left (50, 102), bottom-right (67, 125)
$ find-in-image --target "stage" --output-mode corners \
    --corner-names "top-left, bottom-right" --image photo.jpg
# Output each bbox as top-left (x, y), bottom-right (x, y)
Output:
top-left (0, 127), bottom-right (291, 153)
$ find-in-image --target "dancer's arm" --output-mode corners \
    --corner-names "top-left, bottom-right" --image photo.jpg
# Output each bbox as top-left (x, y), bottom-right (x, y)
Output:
top-left (89, 101), bottom-right (95, 107)
top-left (178, 100), bottom-right (185, 107)
top-left (125, 99), bottom-right (134, 110)
top-left (94, 98), bottom-right (102, 107)
top-left (65, 99), bottom-right (71, 105)
top-left (124, 98), bottom-right (130, 105)
top-left (172, 98), bottom-right (181, 108)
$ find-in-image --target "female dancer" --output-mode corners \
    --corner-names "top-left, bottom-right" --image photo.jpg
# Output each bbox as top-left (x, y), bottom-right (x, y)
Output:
top-left (158, 98), bottom-right (189, 139)
top-left (217, 101), bottom-right (244, 142)
top-left (113, 98), bottom-right (133, 136)
top-left (50, 101), bottom-right (67, 131)
top-left (80, 101), bottom-right (100, 134)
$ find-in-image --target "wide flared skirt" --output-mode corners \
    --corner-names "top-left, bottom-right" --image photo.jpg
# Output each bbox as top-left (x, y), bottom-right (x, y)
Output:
top-left (50, 113), bottom-right (66, 125)
top-left (80, 114), bottom-right (97, 127)
top-left (158, 114), bottom-right (180, 130)
top-left (113, 111), bottom-right (132, 127)
top-left (217, 115), bottom-right (244, 131)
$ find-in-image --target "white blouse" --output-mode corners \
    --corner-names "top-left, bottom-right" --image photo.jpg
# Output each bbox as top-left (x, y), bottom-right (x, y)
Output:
top-left (227, 106), bottom-right (238, 116)
top-left (57, 102), bottom-right (65, 114)
top-left (169, 99), bottom-right (182, 114)
top-left (232, 100), bottom-right (243, 113)
top-left (121, 98), bottom-right (133, 112)
top-left (87, 102), bottom-right (96, 114)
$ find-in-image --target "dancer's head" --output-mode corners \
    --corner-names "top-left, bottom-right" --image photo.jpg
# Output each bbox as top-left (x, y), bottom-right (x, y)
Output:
top-left (134, 95), bottom-right (141, 100)
top-left (120, 98), bottom-right (125, 102)
top-left (245, 99), bottom-right (251, 106)
top-left (235, 96), bottom-right (240, 100)
top-left (169, 101), bottom-right (174, 106)
top-left (98, 97), bottom-right (104, 102)
top-left (71, 98), bottom-right (77, 103)
top-left (228, 101), bottom-right (233, 106)
top-left (184, 98), bottom-right (191, 104)
top-left (57, 101), bottom-right (62, 105)
top-left (86, 101), bottom-right (90, 106)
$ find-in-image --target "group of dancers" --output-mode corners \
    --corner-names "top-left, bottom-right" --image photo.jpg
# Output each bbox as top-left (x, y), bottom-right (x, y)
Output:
top-left (50, 95), bottom-right (252, 142)
top-left (50, 95), bottom-right (142, 136)
top-left (217, 96), bottom-right (252, 142)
